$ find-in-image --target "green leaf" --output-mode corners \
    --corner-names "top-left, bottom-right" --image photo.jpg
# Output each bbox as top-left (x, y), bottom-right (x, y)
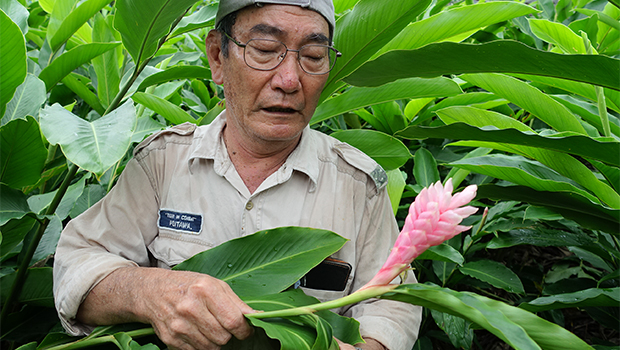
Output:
top-left (170, 3), bottom-right (217, 37)
top-left (132, 92), bottom-right (196, 125)
top-left (397, 122), bottom-right (619, 167)
top-left (92, 12), bottom-right (121, 109)
top-left (450, 154), bottom-right (601, 204)
top-left (132, 116), bottom-right (165, 143)
top-left (47, 0), bottom-right (79, 45)
top-left (430, 310), bottom-right (474, 350)
top-left (49, 0), bottom-right (112, 52)
top-left (461, 73), bottom-right (586, 134)
top-left (0, 267), bottom-right (54, 307)
top-left (2, 74), bottom-right (47, 126)
top-left (476, 184), bottom-right (619, 235)
top-left (321, 0), bottom-right (432, 100)
top-left (344, 41), bottom-right (620, 91)
top-left (528, 18), bottom-right (593, 54)
top-left (0, 116), bottom-right (47, 189)
top-left (436, 107), bottom-right (620, 209)
top-left (459, 260), bottom-right (525, 294)
top-left (174, 227), bottom-right (347, 298)
top-left (417, 244), bottom-right (465, 266)
top-left (330, 130), bottom-right (411, 171)
top-left (38, 42), bottom-right (122, 91)
top-left (0, 9), bottom-right (27, 118)
top-left (137, 66), bottom-right (212, 92)
top-left (387, 169), bottom-right (406, 215)
top-left (30, 215), bottom-right (62, 264)
top-left (311, 77), bottom-right (461, 125)
top-left (0, 0), bottom-right (29, 34)
top-left (0, 185), bottom-right (30, 226)
top-left (487, 228), bottom-right (596, 249)
top-left (69, 184), bottom-right (106, 218)
top-left (382, 283), bottom-right (593, 350)
top-left (376, 1), bottom-right (538, 55)
top-left (61, 72), bottom-right (106, 116)
top-left (413, 148), bottom-right (440, 188)
top-left (520, 288), bottom-right (620, 312)
top-left (27, 173), bottom-right (89, 219)
top-left (40, 101), bottom-right (136, 177)
top-left (114, 0), bottom-right (199, 67)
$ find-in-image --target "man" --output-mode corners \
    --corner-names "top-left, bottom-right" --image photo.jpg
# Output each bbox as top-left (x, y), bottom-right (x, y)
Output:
top-left (53, 1), bottom-right (422, 349)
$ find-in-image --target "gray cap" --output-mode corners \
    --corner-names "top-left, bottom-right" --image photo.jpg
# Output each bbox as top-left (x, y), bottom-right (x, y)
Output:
top-left (215, 0), bottom-right (335, 34)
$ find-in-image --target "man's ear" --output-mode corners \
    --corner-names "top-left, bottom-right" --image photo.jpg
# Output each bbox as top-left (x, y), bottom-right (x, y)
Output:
top-left (206, 30), bottom-right (224, 85)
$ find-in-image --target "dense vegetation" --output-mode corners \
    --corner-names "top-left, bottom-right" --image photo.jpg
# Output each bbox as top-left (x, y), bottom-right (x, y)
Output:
top-left (1, 0), bottom-right (618, 349)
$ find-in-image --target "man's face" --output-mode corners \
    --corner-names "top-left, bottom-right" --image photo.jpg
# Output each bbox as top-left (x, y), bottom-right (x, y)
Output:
top-left (208, 5), bottom-right (330, 144)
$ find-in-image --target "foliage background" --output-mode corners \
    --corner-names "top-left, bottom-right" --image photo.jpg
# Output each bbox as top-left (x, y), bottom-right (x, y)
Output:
top-left (0, 0), bottom-right (619, 349)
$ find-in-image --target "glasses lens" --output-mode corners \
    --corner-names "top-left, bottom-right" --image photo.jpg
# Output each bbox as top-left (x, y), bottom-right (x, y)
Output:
top-left (245, 39), bottom-right (286, 70)
top-left (299, 45), bottom-right (335, 74)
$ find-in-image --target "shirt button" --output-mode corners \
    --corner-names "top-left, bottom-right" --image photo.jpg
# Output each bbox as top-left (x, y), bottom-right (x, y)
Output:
top-left (245, 201), bottom-right (254, 210)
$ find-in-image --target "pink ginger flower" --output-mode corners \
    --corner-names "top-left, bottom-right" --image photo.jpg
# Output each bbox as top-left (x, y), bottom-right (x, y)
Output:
top-left (361, 179), bottom-right (478, 290)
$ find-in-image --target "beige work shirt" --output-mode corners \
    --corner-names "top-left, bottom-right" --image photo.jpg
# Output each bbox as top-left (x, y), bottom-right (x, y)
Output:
top-left (53, 113), bottom-right (422, 350)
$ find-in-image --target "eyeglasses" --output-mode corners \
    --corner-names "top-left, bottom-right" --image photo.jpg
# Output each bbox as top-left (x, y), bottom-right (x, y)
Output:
top-left (222, 31), bottom-right (341, 75)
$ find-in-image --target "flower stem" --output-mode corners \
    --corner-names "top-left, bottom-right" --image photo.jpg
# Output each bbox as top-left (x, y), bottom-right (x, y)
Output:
top-left (246, 285), bottom-right (397, 319)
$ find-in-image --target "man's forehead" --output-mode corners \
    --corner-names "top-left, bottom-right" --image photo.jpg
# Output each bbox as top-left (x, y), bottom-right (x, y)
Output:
top-left (237, 6), bottom-right (329, 38)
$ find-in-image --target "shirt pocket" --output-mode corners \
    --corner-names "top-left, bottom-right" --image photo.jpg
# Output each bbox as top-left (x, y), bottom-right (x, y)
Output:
top-left (148, 231), bottom-right (214, 267)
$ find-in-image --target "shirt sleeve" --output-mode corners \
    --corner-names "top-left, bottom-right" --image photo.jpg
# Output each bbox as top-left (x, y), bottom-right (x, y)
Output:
top-left (343, 186), bottom-right (423, 350)
top-left (53, 159), bottom-right (160, 335)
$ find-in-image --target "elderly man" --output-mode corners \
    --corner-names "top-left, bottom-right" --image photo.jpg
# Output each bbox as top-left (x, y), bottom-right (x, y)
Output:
top-left (53, 0), bottom-right (422, 349)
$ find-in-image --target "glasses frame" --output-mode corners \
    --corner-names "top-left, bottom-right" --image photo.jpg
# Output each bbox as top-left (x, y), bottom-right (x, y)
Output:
top-left (222, 31), bottom-right (341, 75)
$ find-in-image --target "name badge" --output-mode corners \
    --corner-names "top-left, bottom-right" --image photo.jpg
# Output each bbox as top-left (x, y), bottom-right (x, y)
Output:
top-left (158, 209), bottom-right (202, 234)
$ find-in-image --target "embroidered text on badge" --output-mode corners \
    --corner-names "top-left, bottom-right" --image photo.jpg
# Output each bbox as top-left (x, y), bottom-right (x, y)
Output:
top-left (158, 210), bottom-right (203, 234)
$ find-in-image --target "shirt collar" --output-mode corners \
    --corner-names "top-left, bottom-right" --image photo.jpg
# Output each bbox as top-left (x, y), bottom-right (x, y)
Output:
top-left (188, 110), bottom-right (319, 190)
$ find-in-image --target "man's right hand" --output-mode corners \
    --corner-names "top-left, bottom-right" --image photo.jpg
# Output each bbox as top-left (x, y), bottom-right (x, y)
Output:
top-left (77, 267), bottom-right (254, 350)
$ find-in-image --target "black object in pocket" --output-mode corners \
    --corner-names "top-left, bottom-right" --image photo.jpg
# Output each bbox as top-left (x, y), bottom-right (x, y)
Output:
top-left (298, 257), bottom-right (352, 292)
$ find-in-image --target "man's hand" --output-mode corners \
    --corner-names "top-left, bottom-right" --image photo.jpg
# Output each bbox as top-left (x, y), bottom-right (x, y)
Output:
top-left (336, 337), bottom-right (387, 350)
top-left (77, 267), bottom-right (254, 350)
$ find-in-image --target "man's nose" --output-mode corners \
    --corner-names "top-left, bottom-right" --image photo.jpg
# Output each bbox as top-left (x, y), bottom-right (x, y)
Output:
top-left (270, 52), bottom-right (302, 93)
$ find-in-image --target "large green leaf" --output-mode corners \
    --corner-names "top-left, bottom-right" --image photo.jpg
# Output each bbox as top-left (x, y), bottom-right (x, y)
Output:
top-left (476, 184), bottom-right (619, 235)
top-left (174, 227), bottom-right (347, 298)
top-left (459, 260), bottom-right (525, 295)
top-left (170, 3), bottom-right (216, 38)
top-left (61, 72), bottom-right (106, 116)
top-left (529, 18), bottom-right (593, 54)
top-left (344, 41), bottom-right (620, 91)
top-left (0, 216), bottom-right (36, 261)
top-left (520, 288), bottom-right (620, 312)
top-left (92, 12), bottom-right (121, 109)
top-left (321, 0), bottom-right (432, 100)
top-left (2, 74), bottom-right (47, 126)
top-left (417, 244), bottom-right (465, 265)
top-left (39, 101), bottom-right (136, 177)
top-left (413, 148), bottom-right (439, 188)
top-left (396, 122), bottom-right (619, 167)
top-left (437, 107), bottom-right (620, 209)
top-left (38, 42), bottom-right (121, 91)
top-left (376, 1), bottom-right (538, 55)
top-left (487, 228), bottom-right (596, 249)
top-left (136, 66), bottom-right (212, 92)
top-left (49, 0), bottom-right (111, 52)
top-left (0, 0), bottom-right (29, 34)
top-left (132, 92), bottom-right (196, 125)
top-left (450, 154), bottom-right (601, 204)
top-left (386, 169), bottom-right (406, 215)
top-left (330, 130), bottom-right (411, 171)
top-left (46, 0), bottom-right (79, 46)
top-left (27, 173), bottom-right (89, 220)
top-left (0, 9), bottom-right (27, 118)
top-left (114, 0), bottom-right (199, 67)
top-left (461, 73), bottom-right (586, 134)
top-left (0, 116), bottom-right (47, 189)
top-left (0, 184), bottom-right (31, 226)
top-left (311, 77), bottom-right (461, 125)
top-left (242, 290), bottom-right (362, 349)
top-left (552, 95), bottom-right (620, 137)
top-left (0, 267), bottom-right (54, 308)
top-left (381, 283), bottom-right (594, 350)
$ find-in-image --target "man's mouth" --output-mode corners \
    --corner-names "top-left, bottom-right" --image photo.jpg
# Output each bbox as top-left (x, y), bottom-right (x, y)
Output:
top-left (263, 106), bottom-right (297, 113)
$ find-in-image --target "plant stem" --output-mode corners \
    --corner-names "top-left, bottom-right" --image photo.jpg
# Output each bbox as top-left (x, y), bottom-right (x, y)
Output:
top-left (42, 327), bottom-right (155, 350)
top-left (1, 164), bottom-right (79, 325)
top-left (246, 285), bottom-right (397, 319)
